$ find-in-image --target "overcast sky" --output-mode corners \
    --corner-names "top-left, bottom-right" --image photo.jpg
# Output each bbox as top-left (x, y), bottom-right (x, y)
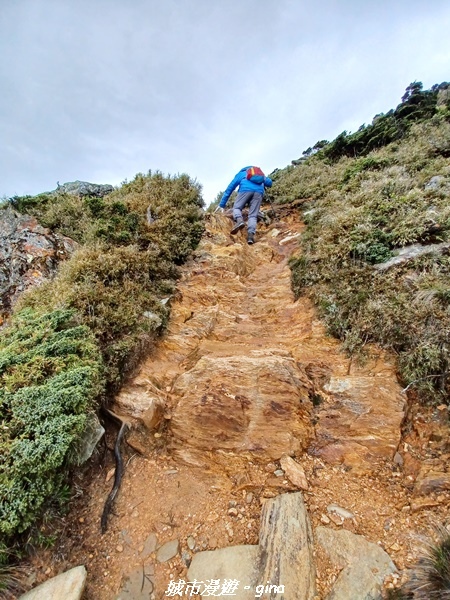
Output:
top-left (1, 0), bottom-right (449, 205)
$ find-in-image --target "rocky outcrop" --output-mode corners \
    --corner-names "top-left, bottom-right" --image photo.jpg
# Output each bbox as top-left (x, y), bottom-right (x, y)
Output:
top-left (188, 493), bottom-right (396, 600)
top-left (54, 180), bottom-right (114, 197)
top-left (315, 527), bottom-right (396, 600)
top-left (374, 242), bottom-right (450, 272)
top-left (170, 353), bottom-right (314, 460)
top-left (0, 205), bottom-right (78, 317)
top-left (188, 493), bottom-right (316, 600)
top-left (311, 374), bottom-right (405, 473)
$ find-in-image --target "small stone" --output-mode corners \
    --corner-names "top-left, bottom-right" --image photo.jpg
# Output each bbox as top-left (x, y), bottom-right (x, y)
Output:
top-left (78, 517), bottom-right (85, 523)
top-left (327, 503), bottom-right (355, 520)
top-left (116, 545), bottom-right (123, 553)
top-left (246, 492), bottom-right (254, 504)
top-left (187, 536), bottom-right (195, 550)
top-left (328, 513), bottom-right (344, 526)
top-left (393, 452), bottom-right (404, 466)
top-left (320, 514), bottom-right (331, 524)
top-left (156, 539), bottom-right (179, 563)
top-left (274, 469), bottom-right (284, 477)
top-left (181, 551), bottom-right (192, 567)
top-left (390, 542), bottom-right (401, 552)
top-left (105, 468), bottom-right (115, 483)
top-left (279, 455), bottom-right (309, 490)
top-left (228, 508), bottom-right (238, 517)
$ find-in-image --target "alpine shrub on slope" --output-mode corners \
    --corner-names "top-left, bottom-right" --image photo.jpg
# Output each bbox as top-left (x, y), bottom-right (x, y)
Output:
top-left (0, 171), bottom-right (204, 561)
top-left (17, 171), bottom-right (204, 390)
top-left (283, 84), bottom-right (450, 401)
top-left (0, 309), bottom-right (103, 559)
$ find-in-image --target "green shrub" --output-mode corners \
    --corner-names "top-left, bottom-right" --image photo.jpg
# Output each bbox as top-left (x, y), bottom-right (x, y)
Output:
top-left (387, 527), bottom-right (450, 599)
top-left (19, 172), bottom-right (204, 390)
top-left (285, 103), bottom-right (450, 402)
top-left (1, 170), bottom-right (205, 559)
top-left (0, 309), bottom-right (103, 556)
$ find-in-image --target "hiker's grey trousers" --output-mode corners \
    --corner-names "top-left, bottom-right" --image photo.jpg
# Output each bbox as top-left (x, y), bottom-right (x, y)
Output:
top-left (233, 191), bottom-right (263, 235)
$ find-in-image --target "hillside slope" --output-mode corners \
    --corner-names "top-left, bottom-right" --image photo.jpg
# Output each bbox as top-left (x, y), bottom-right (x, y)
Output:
top-left (270, 83), bottom-right (450, 406)
top-left (26, 209), bottom-right (449, 599)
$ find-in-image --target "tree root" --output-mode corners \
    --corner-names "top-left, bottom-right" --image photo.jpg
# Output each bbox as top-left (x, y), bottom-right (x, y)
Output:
top-left (101, 410), bottom-right (130, 534)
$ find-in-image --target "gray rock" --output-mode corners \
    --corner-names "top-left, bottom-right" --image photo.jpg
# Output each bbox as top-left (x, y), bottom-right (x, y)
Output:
top-left (156, 539), bottom-right (179, 563)
top-left (181, 550), bottom-right (192, 567)
top-left (424, 175), bottom-right (445, 190)
top-left (188, 546), bottom-right (259, 600)
top-left (143, 311), bottom-right (163, 328)
top-left (141, 532), bottom-right (157, 558)
top-left (374, 242), bottom-right (450, 272)
top-left (393, 452), bottom-right (404, 466)
top-left (74, 414), bottom-right (105, 464)
top-left (0, 205), bottom-right (77, 314)
top-left (55, 180), bottom-right (114, 197)
top-left (315, 527), bottom-right (396, 600)
top-left (259, 492), bottom-right (316, 599)
top-left (19, 566), bottom-right (87, 600)
top-left (116, 565), bottom-right (155, 600)
top-left (187, 492), bottom-right (316, 599)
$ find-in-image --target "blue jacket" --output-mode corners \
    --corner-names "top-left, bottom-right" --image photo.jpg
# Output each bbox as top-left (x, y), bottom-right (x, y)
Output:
top-left (219, 166), bottom-right (273, 208)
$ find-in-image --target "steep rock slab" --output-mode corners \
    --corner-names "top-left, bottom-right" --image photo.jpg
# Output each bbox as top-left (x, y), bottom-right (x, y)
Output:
top-left (170, 354), bottom-right (314, 461)
top-left (312, 375), bottom-right (405, 472)
top-left (315, 527), bottom-right (396, 600)
top-left (19, 566), bottom-right (87, 600)
top-left (258, 492), bottom-right (316, 599)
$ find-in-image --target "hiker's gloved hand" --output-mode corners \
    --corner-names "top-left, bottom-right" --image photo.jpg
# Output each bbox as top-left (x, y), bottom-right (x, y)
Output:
top-left (214, 206), bottom-right (224, 214)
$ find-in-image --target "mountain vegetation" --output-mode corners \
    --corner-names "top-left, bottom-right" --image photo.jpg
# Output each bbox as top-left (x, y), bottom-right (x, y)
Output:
top-left (0, 172), bottom-right (204, 562)
top-left (269, 81), bottom-right (450, 404)
top-left (1, 81), bottom-right (450, 597)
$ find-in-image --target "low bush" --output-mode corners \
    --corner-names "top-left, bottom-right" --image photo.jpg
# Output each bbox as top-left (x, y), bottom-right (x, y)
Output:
top-left (0, 171), bottom-right (204, 562)
top-left (0, 308), bottom-right (103, 558)
top-left (285, 102), bottom-right (450, 401)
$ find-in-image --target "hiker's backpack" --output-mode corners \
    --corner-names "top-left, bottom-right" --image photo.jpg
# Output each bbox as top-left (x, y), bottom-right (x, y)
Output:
top-left (246, 166), bottom-right (265, 185)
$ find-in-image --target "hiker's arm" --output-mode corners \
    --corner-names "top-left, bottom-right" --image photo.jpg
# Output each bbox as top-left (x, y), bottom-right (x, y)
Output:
top-left (264, 177), bottom-right (273, 188)
top-left (219, 174), bottom-right (241, 208)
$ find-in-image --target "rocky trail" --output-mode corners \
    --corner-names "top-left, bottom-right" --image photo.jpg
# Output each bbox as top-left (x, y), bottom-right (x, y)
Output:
top-left (28, 208), bottom-right (450, 599)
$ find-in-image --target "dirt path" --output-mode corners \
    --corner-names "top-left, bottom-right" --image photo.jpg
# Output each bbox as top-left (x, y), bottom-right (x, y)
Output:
top-left (31, 209), bottom-right (450, 599)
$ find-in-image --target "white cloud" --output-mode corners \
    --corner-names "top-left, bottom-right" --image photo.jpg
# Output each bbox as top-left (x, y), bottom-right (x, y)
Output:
top-left (1, 0), bottom-right (449, 203)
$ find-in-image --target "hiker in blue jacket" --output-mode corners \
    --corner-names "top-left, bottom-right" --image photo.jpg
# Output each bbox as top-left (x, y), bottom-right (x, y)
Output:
top-left (216, 166), bottom-right (273, 245)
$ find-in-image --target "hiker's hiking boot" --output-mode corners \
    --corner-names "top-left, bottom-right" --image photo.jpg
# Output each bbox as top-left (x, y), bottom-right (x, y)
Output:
top-left (247, 232), bottom-right (255, 245)
top-left (230, 218), bottom-right (245, 235)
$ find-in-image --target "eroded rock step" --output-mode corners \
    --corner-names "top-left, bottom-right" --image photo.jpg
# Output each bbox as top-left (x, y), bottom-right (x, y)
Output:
top-left (114, 213), bottom-right (404, 471)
